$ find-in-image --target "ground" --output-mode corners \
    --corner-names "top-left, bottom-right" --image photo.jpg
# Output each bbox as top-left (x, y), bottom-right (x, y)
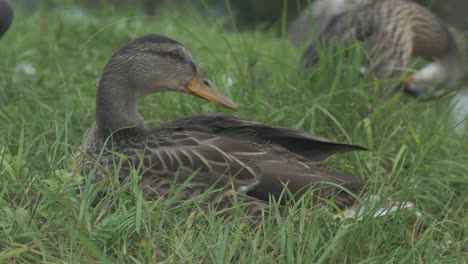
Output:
top-left (0, 5), bottom-right (466, 263)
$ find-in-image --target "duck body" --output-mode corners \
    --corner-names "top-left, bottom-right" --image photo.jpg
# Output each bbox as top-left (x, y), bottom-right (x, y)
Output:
top-left (76, 35), bottom-right (367, 216)
top-left (300, 0), bottom-right (462, 99)
top-left (81, 113), bottom-right (366, 209)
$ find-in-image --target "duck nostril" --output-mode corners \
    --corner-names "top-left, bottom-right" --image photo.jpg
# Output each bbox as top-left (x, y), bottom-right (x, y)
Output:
top-left (203, 80), bottom-right (211, 87)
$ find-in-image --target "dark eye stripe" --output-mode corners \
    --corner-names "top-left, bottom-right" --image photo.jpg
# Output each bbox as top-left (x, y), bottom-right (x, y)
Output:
top-left (168, 50), bottom-right (180, 58)
top-left (167, 51), bottom-right (182, 60)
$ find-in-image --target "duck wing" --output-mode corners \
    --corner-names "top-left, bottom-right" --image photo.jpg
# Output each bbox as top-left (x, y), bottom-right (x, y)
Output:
top-left (150, 113), bottom-right (367, 207)
top-left (136, 131), bottom-right (265, 197)
top-left (156, 113), bottom-right (367, 161)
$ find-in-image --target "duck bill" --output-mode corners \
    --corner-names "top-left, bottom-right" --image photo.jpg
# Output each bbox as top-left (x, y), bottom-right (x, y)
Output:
top-left (402, 75), bottom-right (413, 87)
top-left (184, 75), bottom-right (238, 110)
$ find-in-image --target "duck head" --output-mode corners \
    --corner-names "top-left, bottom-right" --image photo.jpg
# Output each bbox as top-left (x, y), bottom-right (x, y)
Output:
top-left (96, 35), bottom-right (237, 136)
top-left (402, 57), bottom-right (461, 100)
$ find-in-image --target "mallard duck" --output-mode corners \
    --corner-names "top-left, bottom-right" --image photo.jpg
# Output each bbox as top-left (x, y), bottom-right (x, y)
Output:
top-left (299, 0), bottom-right (462, 99)
top-left (0, 0), bottom-right (13, 38)
top-left (75, 34), bottom-right (368, 217)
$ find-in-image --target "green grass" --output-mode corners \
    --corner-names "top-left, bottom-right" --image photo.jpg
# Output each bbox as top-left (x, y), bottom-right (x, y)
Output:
top-left (1, 5), bottom-right (467, 263)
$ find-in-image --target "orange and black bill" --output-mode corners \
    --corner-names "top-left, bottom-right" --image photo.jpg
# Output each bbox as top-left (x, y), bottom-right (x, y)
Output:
top-left (184, 75), bottom-right (238, 110)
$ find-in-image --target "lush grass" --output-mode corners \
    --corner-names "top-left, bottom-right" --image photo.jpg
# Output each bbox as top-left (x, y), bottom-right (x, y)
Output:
top-left (1, 5), bottom-right (467, 263)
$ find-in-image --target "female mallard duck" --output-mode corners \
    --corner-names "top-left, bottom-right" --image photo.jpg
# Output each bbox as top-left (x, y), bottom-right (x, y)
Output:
top-left (0, 0), bottom-right (13, 38)
top-left (75, 34), bottom-right (368, 217)
top-left (298, 0), bottom-right (462, 99)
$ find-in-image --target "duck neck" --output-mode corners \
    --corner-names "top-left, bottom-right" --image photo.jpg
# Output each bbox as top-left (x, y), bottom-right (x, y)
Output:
top-left (95, 76), bottom-right (145, 138)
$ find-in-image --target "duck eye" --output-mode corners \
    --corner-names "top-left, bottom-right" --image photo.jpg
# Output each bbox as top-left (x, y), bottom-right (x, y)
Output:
top-left (168, 49), bottom-right (182, 60)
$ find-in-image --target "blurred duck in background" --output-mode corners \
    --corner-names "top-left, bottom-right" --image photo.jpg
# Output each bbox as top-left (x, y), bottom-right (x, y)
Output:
top-left (0, 0), bottom-right (13, 38)
top-left (291, 0), bottom-right (463, 100)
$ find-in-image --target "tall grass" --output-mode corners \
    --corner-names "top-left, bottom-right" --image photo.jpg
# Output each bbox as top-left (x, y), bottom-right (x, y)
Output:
top-left (0, 4), bottom-right (466, 263)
